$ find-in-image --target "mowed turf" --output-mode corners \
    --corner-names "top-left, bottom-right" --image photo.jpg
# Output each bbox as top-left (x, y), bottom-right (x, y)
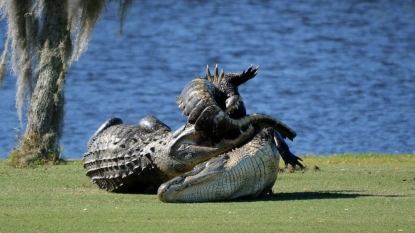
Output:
top-left (1, 154), bottom-right (414, 233)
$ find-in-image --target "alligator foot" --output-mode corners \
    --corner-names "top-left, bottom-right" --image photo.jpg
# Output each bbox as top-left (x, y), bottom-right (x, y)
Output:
top-left (273, 130), bottom-right (304, 169)
top-left (204, 64), bottom-right (258, 88)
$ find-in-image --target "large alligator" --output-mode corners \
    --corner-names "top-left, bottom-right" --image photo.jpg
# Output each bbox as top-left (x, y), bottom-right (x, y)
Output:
top-left (83, 65), bottom-right (303, 201)
top-left (158, 127), bottom-right (287, 202)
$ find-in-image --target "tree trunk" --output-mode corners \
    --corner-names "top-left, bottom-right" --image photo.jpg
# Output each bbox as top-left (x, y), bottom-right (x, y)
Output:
top-left (12, 1), bottom-right (71, 165)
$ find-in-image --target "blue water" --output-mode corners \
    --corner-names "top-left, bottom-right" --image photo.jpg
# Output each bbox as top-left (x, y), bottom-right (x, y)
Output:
top-left (1, 0), bottom-right (414, 159)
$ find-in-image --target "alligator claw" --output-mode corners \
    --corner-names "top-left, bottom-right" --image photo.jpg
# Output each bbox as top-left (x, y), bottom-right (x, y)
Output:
top-left (273, 130), bottom-right (303, 169)
top-left (230, 65), bottom-right (259, 85)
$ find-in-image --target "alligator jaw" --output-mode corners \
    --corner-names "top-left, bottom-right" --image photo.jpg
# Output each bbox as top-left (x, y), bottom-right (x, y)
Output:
top-left (159, 124), bottom-right (255, 178)
top-left (156, 163), bottom-right (210, 203)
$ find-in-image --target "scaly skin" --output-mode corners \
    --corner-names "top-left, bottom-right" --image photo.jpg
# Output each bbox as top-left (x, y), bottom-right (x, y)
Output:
top-left (204, 64), bottom-right (258, 119)
top-left (177, 65), bottom-right (296, 141)
top-left (176, 65), bottom-right (258, 123)
top-left (158, 128), bottom-right (282, 203)
top-left (194, 104), bottom-right (297, 141)
top-left (83, 114), bottom-right (301, 194)
top-left (83, 116), bottom-right (255, 193)
top-left (84, 65), bottom-right (303, 197)
top-left (176, 78), bottom-right (224, 124)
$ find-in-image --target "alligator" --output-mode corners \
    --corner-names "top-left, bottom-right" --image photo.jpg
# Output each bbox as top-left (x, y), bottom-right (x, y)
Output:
top-left (158, 127), bottom-right (286, 202)
top-left (83, 116), bottom-right (255, 193)
top-left (176, 65), bottom-right (296, 141)
top-left (83, 65), bottom-right (303, 201)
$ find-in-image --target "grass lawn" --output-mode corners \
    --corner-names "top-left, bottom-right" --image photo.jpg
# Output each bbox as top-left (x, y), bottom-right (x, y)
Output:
top-left (1, 154), bottom-right (414, 232)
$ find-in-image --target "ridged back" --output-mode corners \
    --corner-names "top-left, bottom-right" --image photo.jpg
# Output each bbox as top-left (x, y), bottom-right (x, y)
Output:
top-left (83, 124), bottom-right (169, 193)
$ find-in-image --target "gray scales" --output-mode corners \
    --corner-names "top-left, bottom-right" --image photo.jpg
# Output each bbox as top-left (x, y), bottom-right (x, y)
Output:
top-left (83, 65), bottom-right (303, 202)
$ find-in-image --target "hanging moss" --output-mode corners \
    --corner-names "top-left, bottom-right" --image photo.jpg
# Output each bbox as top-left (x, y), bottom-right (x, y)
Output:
top-left (0, 0), bottom-right (133, 167)
top-left (0, 36), bottom-right (8, 88)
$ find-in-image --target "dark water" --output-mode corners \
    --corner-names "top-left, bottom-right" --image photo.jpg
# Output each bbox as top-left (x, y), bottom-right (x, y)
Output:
top-left (1, 0), bottom-right (414, 159)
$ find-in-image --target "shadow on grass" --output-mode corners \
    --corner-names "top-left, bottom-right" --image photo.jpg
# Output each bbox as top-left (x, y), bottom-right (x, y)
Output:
top-left (235, 190), bottom-right (403, 202)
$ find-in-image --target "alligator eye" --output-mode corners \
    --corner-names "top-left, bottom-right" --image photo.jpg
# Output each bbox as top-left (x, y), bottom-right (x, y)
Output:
top-left (192, 134), bottom-right (203, 144)
top-left (192, 133), bottom-right (210, 146)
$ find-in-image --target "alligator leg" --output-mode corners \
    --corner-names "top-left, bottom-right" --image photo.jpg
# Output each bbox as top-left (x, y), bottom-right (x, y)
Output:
top-left (273, 130), bottom-right (304, 169)
top-left (157, 128), bottom-right (281, 203)
top-left (194, 105), bottom-right (297, 141)
top-left (195, 108), bottom-right (303, 168)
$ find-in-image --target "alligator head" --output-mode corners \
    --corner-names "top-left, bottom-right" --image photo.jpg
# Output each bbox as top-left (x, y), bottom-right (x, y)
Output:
top-left (153, 119), bottom-right (255, 179)
top-left (158, 127), bottom-right (283, 203)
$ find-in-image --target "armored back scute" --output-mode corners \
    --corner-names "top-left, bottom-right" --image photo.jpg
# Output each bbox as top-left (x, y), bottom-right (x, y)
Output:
top-left (83, 118), bottom-right (171, 193)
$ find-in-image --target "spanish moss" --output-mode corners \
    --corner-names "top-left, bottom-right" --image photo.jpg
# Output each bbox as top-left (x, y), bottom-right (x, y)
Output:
top-left (70, 0), bottom-right (106, 63)
top-left (0, 36), bottom-right (8, 88)
top-left (117, 0), bottom-right (133, 36)
top-left (0, 0), bottom-right (133, 165)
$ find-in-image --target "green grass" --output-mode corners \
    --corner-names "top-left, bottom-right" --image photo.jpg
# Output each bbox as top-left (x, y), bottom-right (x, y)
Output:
top-left (1, 154), bottom-right (414, 233)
